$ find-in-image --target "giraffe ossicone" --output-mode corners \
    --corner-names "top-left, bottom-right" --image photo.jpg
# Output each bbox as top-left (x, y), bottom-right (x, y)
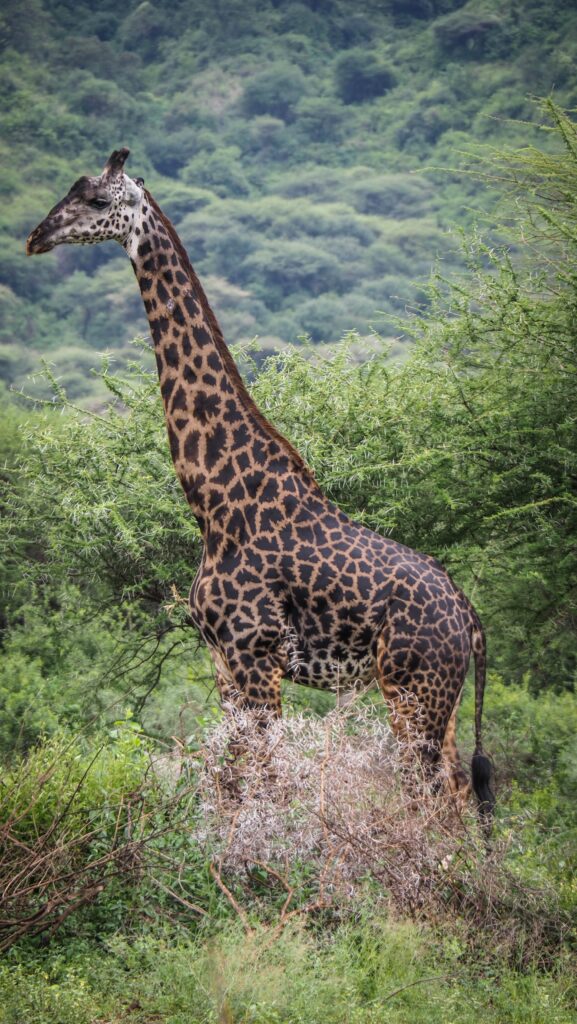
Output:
top-left (27, 148), bottom-right (494, 823)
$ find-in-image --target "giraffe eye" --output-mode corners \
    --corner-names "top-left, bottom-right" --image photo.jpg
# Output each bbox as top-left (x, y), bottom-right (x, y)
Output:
top-left (88, 197), bottom-right (110, 210)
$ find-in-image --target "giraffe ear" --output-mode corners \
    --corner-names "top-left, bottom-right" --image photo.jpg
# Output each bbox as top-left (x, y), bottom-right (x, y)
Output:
top-left (102, 148), bottom-right (130, 179)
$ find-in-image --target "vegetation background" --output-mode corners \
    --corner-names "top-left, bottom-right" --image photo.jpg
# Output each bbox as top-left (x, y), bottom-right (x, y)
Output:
top-left (0, 0), bottom-right (576, 1021)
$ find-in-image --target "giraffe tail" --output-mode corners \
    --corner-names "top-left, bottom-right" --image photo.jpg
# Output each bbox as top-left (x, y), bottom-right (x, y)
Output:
top-left (470, 614), bottom-right (495, 827)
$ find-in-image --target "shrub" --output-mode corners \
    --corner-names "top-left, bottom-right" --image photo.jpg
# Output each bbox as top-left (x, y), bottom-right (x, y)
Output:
top-left (434, 9), bottom-right (507, 58)
top-left (239, 239), bottom-right (345, 302)
top-left (294, 96), bottom-right (346, 143)
top-left (244, 114), bottom-right (287, 154)
top-left (182, 146), bottom-right (251, 198)
top-left (184, 704), bottom-right (573, 965)
top-left (0, 726), bottom-right (155, 949)
top-left (334, 49), bottom-right (397, 104)
top-left (242, 62), bottom-right (307, 121)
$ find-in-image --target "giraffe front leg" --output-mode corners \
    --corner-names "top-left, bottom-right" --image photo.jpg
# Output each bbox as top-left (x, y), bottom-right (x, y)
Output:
top-left (210, 647), bottom-right (283, 717)
top-left (207, 647), bottom-right (284, 797)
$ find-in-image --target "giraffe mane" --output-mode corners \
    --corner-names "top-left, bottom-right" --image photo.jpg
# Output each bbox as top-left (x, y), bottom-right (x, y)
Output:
top-left (144, 191), bottom-right (316, 481)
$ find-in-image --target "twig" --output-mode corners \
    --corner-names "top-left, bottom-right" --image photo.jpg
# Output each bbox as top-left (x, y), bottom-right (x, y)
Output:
top-left (148, 875), bottom-right (208, 917)
top-left (209, 862), bottom-right (254, 936)
top-left (382, 973), bottom-right (457, 1003)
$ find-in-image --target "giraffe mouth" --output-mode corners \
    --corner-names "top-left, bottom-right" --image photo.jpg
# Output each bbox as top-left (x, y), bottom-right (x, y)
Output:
top-left (26, 220), bottom-right (59, 255)
top-left (26, 229), bottom-right (56, 255)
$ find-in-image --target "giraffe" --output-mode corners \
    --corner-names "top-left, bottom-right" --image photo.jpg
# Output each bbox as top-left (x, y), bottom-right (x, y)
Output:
top-left (26, 149), bottom-right (494, 821)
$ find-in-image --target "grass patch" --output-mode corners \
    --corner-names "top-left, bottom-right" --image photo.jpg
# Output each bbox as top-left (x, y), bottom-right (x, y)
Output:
top-left (0, 918), bottom-right (574, 1024)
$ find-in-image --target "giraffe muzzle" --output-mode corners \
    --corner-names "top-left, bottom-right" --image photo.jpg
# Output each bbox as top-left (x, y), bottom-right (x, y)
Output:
top-left (26, 221), bottom-right (57, 255)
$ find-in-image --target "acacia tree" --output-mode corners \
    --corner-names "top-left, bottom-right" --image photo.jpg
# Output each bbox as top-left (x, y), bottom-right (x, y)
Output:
top-left (402, 100), bottom-right (577, 690)
top-left (252, 102), bottom-right (577, 691)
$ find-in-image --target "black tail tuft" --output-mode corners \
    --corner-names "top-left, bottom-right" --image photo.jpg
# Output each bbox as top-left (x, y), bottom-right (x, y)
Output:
top-left (471, 751), bottom-right (495, 828)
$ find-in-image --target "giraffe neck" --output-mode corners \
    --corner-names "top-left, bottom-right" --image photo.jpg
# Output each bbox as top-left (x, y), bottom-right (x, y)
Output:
top-left (124, 192), bottom-right (320, 536)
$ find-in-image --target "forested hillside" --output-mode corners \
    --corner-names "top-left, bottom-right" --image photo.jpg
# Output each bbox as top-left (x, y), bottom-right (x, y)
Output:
top-left (2, 0), bottom-right (577, 399)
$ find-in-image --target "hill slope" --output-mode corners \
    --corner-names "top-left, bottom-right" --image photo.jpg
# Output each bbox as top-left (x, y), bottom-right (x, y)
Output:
top-left (1, 0), bottom-right (576, 398)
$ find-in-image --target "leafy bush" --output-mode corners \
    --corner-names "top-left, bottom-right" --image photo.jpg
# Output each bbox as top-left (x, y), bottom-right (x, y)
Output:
top-left (240, 238), bottom-right (345, 302)
top-left (0, 726), bottom-right (154, 949)
top-left (334, 49), bottom-right (397, 103)
top-left (182, 145), bottom-right (251, 197)
top-left (434, 8), bottom-right (508, 58)
top-left (242, 62), bottom-right (307, 121)
top-left (0, 368), bottom-right (207, 749)
top-left (294, 95), bottom-right (347, 143)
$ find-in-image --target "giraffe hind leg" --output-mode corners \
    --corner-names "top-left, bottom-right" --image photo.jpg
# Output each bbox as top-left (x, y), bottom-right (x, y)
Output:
top-left (442, 695), bottom-right (471, 806)
top-left (376, 629), bottom-right (466, 799)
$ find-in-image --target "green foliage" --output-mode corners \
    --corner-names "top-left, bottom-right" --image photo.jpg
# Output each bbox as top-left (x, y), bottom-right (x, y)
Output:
top-left (334, 49), bottom-right (397, 104)
top-left (0, 683), bottom-right (575, 1018)
top-left (294, 95), bottom-right (347, 143)
top-left (434, 6), bottom-right (509, 59)
top-left (0, 593), bottom-right (190, 754)
top-left (0, 725), bottom-right (158, 950)
top-left (1, 725), bottom-right (150, 838)
top-left (0, 914), bottom-right (575, 1023)
top-left (2, 0), bottom-right (577, 399)
top-left (460, 678), bottom-right (577, 909)
top-left (4, 363), bottom-right (200, 601)
top-left (183, 145), bottom-right (251, 197)
top-left (0, 365), bottom-right (211, 752)
top-left (241, 62), bottom-right (308, 120)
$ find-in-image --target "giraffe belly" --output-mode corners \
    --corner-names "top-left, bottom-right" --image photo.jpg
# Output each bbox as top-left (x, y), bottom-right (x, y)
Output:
top-left (283, 635), bottom-right (378, 692)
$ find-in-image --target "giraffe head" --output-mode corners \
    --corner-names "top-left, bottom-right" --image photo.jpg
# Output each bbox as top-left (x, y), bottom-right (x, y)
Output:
top-left (26, 148), bottom-right (144, 255)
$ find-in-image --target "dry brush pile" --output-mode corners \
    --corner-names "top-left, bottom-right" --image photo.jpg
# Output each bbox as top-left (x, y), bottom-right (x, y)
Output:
top-left (190, 704), bottom-right (461, 922)
top-left (173, 703), bottom-right (570, 963)
top-left (0, 706), bottom-right (571, 965)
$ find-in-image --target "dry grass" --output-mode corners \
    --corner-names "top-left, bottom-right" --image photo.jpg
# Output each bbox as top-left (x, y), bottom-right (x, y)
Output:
top-left (192, 703), bottom-right (461, 918)
top-left (174, 702), bottom-right (571, 964)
